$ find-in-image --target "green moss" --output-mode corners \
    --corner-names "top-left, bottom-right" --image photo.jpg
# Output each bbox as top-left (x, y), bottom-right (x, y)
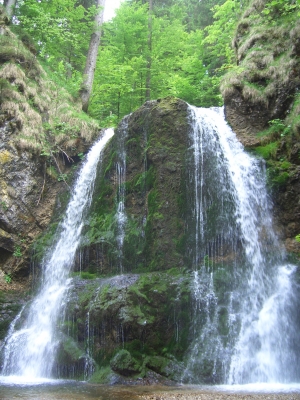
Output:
top-left (145, 356), bottom-right (169, 375)
top-left (213, 267), bottom-right (233, 304)
top-left (126, 165), bottom-right (156, 195)
top-left (110, 349), bottom-right (142, 376)
top-left (255, 142), bottom-right (278, 160)
top-left (89, 366), bottom-right (112, 383)
top-left (266, 161), bottom-right (291, 188)
top-left (78, 281), bottom-right (99, 306)
top-left (271, 171), bottom-right (289, 186)
top-left (124, 339), bottom-right (145, 360)
top-left (31, 221), bottom-right (59, 262)
top-left (80, 272), bottom-right (97, 280)
top-left (218, 307), bottom-right (229, 338)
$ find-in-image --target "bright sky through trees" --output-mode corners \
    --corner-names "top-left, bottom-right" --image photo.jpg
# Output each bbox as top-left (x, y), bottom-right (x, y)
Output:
top-left (103, 0), bottom-right (123, 21)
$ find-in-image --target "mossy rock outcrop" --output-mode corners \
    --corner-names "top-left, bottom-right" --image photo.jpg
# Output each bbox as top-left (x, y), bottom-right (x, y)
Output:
top-left (222, 0), bottom-right (300, 146)
top-left (78, 97), bottom-right (190, 275)
top-left (110, 350), bottom-right (141, 376)
top-left (56, 270), bottom-right (191, 381)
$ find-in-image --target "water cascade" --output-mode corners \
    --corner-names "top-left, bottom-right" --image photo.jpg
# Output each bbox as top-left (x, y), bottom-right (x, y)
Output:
top-left (0, 129), bottom-right (114, 379)
top-left (183, 106), bottom-right (300, 384)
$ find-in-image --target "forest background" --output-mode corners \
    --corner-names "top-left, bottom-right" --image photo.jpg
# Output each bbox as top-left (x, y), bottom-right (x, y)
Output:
top-left (2, 0), bottom-right (300, 126)
top-left (1, 0), bottom-right (251, 125)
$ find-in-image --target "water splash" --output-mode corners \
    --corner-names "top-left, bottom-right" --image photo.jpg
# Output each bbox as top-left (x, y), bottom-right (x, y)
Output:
top-left (1, 129), bottom-right (114, 379)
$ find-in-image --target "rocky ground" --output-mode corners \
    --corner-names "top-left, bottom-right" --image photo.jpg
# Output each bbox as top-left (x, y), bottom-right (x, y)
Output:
top-left (139, 390), bottom-right (300, 400)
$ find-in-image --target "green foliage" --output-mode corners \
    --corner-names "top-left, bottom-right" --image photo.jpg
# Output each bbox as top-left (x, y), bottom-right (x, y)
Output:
top-left (4, 274), bottom-right (12, 284)
top-left (15, 0), bottom-right (97, 80)
top-left (89, 0), bottom-right (233, 122)
top-left (13, 246), bottom-right (22, 258)
top-left (57, 173), bottom-right (68, 182)
top-left (262, 119), bottom-right (291, 138)
top-left (295, 234), bottom-right (300, 243)
top-left (262, 0), bottom-right (300, 20)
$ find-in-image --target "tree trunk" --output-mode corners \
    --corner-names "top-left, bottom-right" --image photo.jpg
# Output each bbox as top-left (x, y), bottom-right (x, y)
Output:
top-left (5, 0), bottom-right (17, 19)
top-left (145, 0), bottom-right (153, 101)
top-left (81, 0), bottom-right (105, 113)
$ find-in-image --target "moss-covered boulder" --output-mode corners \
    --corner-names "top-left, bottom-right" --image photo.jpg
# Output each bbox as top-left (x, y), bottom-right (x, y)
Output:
top-left (110, 350), bottom-right (141, 376)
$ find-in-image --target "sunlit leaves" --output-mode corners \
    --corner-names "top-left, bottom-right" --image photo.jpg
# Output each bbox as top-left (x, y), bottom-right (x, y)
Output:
top-left (17, 0), bottom-right (96, 72)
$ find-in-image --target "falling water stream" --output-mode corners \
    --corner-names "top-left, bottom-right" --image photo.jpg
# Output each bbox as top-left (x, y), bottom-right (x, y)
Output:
top-left (184, 106), bottom-right (300, 385)
top-left (0, 129), bottom-right (114, 379)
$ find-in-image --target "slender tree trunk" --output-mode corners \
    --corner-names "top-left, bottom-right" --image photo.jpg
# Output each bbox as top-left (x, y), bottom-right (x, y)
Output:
top-left (81, 0), bottom-right (105, 113)
top-left (145, 0), bottom-right (153, 101)
top-left (4, 0), bottom-right (16, 19)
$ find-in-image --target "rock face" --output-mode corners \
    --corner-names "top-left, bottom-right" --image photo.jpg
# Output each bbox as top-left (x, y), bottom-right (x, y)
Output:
top-left (0, 125), bottom-right (62, 278)
top-left (271, 166), bottom-right (300, 253)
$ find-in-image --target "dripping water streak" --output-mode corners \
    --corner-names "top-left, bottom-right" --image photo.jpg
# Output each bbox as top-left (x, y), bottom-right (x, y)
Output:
top-left (116, 117), bottom-right (129, 272)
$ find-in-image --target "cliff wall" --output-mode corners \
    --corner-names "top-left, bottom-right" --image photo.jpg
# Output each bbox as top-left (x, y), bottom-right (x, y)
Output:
top-left (221, 0), bottom-right (300, 254)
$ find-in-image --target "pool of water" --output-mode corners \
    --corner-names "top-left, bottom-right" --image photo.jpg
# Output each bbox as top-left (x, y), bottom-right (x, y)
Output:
top-left (0, 378), bottom-right (142, 399)
top-left (1, 378), bottom-right (300, 400)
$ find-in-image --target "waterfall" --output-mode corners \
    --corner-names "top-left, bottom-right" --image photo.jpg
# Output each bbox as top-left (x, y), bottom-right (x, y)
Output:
top-left (184, 105), bottom-right (300, 384)
top-left (115, 116), bottom-right (129, 272)
top-left (0, 129), bottom-right (114, 379)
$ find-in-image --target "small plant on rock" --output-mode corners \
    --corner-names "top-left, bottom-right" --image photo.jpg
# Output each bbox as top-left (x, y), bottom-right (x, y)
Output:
top-left (295, 234), bottom-right (300, 243)
top-left (13, 246), bottom-right (22, 258)
top-left (0, 201), bottom-right (8, 211)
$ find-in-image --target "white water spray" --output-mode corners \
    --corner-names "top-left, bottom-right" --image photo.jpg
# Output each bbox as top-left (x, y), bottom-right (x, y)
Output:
top-left (1, 129), bottom-right (114, 379)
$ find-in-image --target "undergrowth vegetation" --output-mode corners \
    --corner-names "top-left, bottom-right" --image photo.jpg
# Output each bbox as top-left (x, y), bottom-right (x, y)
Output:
top-left (221, 0), bottom-right (300, 190)
top-left (0, 5), bottom-right (99, 169)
